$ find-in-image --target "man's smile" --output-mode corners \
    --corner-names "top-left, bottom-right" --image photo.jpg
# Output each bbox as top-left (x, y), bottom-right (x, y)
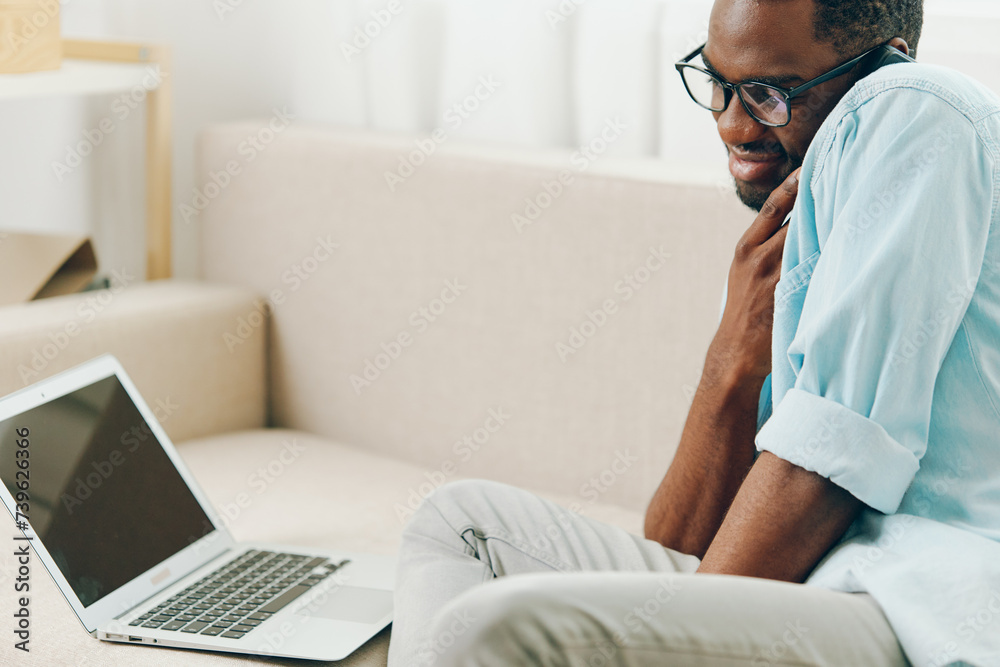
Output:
top-left (728, 146), bottom-right (787, 183)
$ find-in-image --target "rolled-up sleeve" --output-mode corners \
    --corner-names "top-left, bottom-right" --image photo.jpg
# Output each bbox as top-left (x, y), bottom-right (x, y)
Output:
top-left (756, 87), bottom-right (995, 514)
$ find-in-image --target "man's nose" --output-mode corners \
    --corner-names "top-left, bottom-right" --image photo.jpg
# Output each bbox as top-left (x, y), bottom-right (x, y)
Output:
top-left (714, 92), bottom-right (771, 149)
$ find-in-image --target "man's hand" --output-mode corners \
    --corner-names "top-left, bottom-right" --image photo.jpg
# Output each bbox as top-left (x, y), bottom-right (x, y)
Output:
top-left (708, 168), bottom-right (801, 384)
top-left (643, 169), bottom-right (800, 557)
top-left (697, 451), bottom-right (864, 583)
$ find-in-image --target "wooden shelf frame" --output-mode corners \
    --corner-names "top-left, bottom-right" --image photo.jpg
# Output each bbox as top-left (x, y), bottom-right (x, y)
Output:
top-left (62, 38), bottom-right (173, 280)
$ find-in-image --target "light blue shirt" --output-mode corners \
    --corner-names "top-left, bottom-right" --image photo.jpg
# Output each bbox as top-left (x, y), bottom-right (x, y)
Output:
top-left (724, 62), bottom-right (1000, 667)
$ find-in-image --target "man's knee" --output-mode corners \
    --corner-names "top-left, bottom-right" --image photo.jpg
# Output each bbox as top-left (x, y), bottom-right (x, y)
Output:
top-left (407, 479), bottom-right (509, 525)
top-left (427, 478), bottom-right (516, 507)
top-left (398, 478), bottom-right (498, 546)
top-left (426, 478), bottom-right (493, 506)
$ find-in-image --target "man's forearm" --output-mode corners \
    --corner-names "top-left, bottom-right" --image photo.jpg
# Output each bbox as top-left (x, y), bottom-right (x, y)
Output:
top-left (697, 451), bottom-right (863, 582)
top-left (643, 344), bottom-right (764, 558)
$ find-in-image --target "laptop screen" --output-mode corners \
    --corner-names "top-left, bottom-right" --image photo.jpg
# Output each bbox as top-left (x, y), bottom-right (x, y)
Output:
top-left (0, 374), bottom-right (214, 608)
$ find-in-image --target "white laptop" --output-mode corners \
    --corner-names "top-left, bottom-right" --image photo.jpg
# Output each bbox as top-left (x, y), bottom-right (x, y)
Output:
top-left (0, 354), bottom-right (395, 661)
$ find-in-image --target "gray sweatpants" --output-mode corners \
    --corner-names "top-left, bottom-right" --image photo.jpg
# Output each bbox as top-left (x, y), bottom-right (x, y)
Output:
top-left (386, 479), bottom-right (909, 666)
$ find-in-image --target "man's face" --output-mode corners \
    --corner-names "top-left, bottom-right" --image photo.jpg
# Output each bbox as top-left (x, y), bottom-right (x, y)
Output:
top-left (705, 0), bottom-right (858, 210)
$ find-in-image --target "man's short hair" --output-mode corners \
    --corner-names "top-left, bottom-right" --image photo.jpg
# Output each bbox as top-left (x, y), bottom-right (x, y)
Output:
top-left (813, 0), bottom-right (924, 58)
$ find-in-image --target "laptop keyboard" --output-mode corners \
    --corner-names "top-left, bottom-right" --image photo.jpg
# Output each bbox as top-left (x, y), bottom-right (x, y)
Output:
top-left (128, 549), bottom-right (348, 640)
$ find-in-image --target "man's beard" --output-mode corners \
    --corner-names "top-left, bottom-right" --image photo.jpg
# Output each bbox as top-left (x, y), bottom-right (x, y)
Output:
top-left (731, 150), bottom-right (803, 212)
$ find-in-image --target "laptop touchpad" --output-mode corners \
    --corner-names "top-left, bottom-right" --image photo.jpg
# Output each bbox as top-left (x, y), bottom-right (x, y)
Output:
top-left (297, 586), bottom-right (393, 624)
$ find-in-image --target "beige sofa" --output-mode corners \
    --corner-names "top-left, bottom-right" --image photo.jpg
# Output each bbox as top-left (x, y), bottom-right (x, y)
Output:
top-left (0, 124), bottom-right (751, 666)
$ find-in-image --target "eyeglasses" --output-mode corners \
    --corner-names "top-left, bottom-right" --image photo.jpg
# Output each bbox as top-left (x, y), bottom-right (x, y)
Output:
top-left (675, 43), bottom-right (882, 127)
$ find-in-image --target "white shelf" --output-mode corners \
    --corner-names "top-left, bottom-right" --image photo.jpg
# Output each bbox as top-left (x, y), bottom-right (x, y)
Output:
top-left (0, 59), bottom-right (160, 100)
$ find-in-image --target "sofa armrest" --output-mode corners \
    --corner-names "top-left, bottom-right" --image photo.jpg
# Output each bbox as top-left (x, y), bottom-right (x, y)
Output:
top-left (0, 279), bottom-right (266, 443)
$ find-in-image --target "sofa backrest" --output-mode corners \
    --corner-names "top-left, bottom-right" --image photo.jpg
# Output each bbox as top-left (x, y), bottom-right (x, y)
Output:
top-left (198, 123), bottom-right (752, 512)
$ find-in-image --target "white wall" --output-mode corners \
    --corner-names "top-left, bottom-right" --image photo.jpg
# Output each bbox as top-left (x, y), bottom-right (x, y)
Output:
top-left (0, 0), bottom-right (997, 280)
top-left (0, 0), bottom-right (302, 279)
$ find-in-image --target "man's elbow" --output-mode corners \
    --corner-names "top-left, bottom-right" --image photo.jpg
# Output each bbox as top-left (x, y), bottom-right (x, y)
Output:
top-left (643, 510), bottom-right (707, 559)
top-left (643, 512), bottom-right (662, 545)
top-left (643, 501), bottom-right (668, 545)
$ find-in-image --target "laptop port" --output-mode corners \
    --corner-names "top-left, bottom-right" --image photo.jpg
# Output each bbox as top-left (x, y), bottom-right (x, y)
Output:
top-left (129, 636), bottom-right (143, 642)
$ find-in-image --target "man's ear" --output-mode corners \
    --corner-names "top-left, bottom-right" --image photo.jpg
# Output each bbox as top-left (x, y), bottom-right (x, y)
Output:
top-left (888, 37), bottom-right (910, 57)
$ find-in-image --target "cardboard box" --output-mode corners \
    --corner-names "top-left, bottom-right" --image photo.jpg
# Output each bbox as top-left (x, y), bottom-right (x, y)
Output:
top-left (0, 0), bottom-right (61, 74)
top-left (0, 232), bottom-right (98, 306)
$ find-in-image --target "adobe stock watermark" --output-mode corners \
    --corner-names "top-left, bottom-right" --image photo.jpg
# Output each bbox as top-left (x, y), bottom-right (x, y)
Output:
top-left (213, 0), bottom-right (246, 21)
top-left (17, 268), bottom-right (137, 385)
top-left (670, 20), bottom-right (710, 62)
top-left (340, 0), bottom-right (407, 63)
top-left (928, 589), bottom-right (1000, 667)
top-left (579, 449), bottom-right (638, 504)
top-left (843, 123), bottom-right (963, 243)
top-left (385, 75), bottom-right (502, 192)
top-left (888, 277), bottom-right (978, 370)
top-left (394, 407), bottom-right (512, 522)
top-left (5, 0), bottom-right (63, 55)
top-left (58, 397), bottom-right (180, 515)
top-left (52, 66), bottom-right (167, 183)
top-left (792, 412), bottom-right (845, 461)
top-left (212, 439), bottom-right (307, 528)
top-left (908, 457), bottom-right (970, 518)
top-left (849, 513), bottom-right (916, 577)
top-left (253, 570), bottom-right (353, 656)
top-left (546, 0), bottom-right (587, 30)
top-left (349, 278), bottom-right (468, 394)
top-left (622, 577), bottom-right (682, 635)
top-left (528, 448), bottom-right (639, 555)
top-left (752, 620), bottom-right (810, 666)
top-left (512, 117), bottom-right (628, 234)
top-left (853, 458), bottom-right (969, 576)
top-left (575, 576), bottom-right (682, 664)
top-left (179, 107), bottom-right (296, 224)
top-left (224, 235), bottom-right (340, 352)
top-left (185, 439), bottom-right (308, 560)
top-left (416, 609), bottom-right (478, 667)
top-left (555, 245), bottom-right (671, 362)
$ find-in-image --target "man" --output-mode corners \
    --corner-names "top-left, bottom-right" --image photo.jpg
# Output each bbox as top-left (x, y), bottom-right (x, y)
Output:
top-left (387, 1), bottom-right (1000, 665)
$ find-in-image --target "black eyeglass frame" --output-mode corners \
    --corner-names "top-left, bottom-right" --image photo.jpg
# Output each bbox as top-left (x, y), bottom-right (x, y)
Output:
top-left (675, 43), bottom-right (884, 127)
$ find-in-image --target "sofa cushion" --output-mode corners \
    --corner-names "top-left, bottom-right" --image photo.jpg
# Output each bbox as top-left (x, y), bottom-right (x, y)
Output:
top-left (2, 429), bottom-right (644, 666)
top-left (0, 280), bottom-right (267, 444)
